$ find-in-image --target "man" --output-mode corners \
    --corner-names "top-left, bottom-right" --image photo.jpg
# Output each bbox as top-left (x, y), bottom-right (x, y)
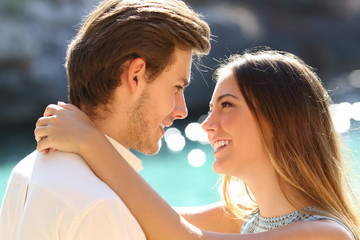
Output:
top-left (0, 0), bottom-right (210, 239)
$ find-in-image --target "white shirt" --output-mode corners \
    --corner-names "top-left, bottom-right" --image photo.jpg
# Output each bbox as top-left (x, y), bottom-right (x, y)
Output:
top-left (0, 136), bottom-right (146, 240)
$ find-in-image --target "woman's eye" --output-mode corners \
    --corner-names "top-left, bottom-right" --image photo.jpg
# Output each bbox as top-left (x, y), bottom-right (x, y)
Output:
top-left (221, 102), bottom-right (233, 108)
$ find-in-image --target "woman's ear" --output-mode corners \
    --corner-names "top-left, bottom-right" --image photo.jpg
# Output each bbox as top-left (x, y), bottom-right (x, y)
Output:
top-left (126, 57), bottom-right (147, 93)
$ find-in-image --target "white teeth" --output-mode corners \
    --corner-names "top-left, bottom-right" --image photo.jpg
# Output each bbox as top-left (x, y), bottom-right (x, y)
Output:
top-left (160, 123), bottom-right (165, 129)
top-left (213, 140), bottom-right (230, 150)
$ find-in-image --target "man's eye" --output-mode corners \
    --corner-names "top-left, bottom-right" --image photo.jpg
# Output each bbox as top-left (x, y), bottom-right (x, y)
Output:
top-left (176, 85), bottom-right (183, 92)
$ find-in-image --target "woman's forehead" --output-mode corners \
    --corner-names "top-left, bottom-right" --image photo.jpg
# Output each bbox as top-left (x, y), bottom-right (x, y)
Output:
top-left (214, 73), bottom-right (236, 93)
top-left (210, 73), bottom-right (242, 102)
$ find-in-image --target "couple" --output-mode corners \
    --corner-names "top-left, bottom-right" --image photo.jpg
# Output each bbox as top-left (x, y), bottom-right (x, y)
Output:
top-left (1, 0), bottom-right (359, 239)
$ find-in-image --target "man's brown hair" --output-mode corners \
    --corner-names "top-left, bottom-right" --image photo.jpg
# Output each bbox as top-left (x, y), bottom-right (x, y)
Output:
top-left (65, 0), bottom-right (211, 116)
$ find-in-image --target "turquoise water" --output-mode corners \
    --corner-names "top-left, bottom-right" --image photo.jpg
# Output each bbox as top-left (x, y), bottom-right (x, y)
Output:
top-left (0, 130), bottom-right (359, 208)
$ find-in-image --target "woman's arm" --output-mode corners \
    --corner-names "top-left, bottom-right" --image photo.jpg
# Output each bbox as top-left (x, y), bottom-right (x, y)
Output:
top-left (35, 103), bottom-right (352, 240)
top-left (175, 202), bottom-right (243, 234)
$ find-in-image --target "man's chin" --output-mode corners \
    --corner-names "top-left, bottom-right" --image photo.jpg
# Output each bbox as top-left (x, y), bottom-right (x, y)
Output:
top-left (144, 145), bottom-right (161, 155)
top-left (143, 149), bottom-right (160, 156)
top-left (132, 143), bottom-right (160, 156)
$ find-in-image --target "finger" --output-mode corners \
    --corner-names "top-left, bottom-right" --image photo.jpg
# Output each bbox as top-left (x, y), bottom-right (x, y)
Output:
top-left (34, 126), bottom-right (51, 142)
top-left (43, 148), bottom-right (57, 155)
top-left (43, 104), bottom-right (57, 117)
top-left (35, 116), bottom-right (53, 128)
top-left (57, 102), bottom-right (79, 111)
top-left (36, 133), bottom-right (59, 153)
top-left (35, 117), bottom-right (52, 142)
top-left (38, 137), bottom-right (50, 154)
top-left (36, 136), bottom-right (51, 153)
top-left (43, 104), bottom-right (65, 117)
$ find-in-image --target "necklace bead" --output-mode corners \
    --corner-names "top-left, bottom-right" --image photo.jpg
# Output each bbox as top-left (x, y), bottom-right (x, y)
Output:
top-left (241, 206), bottom-right (317, 233)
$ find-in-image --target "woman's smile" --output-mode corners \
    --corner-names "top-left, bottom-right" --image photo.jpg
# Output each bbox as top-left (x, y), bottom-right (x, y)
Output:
top-left (212, 139), bottom-right (231, 154)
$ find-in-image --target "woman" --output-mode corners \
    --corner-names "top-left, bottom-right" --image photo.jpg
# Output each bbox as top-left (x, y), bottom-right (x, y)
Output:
top-left (35, 49), bottom-right (359, 239)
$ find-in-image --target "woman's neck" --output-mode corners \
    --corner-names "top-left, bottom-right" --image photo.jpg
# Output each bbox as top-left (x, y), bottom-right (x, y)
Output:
top-left (245, 170), bottom-right (314, 218)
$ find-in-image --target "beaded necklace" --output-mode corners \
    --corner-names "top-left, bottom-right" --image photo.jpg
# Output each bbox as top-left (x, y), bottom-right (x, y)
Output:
top-left (240, 206), bottom-right (355, 239)
top-left (241, 206), bottom-right (321, 233)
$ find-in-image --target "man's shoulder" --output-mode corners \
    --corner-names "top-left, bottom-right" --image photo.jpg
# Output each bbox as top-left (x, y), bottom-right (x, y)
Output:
top-left (11, 150), bottom-right (38, 178)
top-left (12, 150), bottom-right (83, 180)
top-left (3, 153), bottom-right (143, 240)
top-left (16, 150), bottom-right (121, 204)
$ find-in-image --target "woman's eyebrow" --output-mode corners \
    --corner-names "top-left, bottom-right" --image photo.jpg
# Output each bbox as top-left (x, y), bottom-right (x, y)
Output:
top-left (217, 93), bottom-right (239, 102)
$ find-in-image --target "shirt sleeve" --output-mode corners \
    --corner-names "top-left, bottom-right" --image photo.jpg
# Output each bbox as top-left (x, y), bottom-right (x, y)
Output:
top-left (65, 199), bottom-right (146, 240)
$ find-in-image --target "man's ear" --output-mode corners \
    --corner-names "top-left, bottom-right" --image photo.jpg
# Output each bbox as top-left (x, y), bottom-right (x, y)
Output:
top-left (126, 57), bottom-right (147, 93)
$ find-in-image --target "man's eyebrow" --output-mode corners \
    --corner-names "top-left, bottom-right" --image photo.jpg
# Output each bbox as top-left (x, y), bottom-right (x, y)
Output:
top-left (209, 94), bottom-right (239, 108)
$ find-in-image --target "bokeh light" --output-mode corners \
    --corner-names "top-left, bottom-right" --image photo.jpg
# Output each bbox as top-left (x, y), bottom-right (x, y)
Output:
top-left (349, 69), bottom-right (360, 88)
top-left (351, 102), bottom-right (360, 121)
top-left (164, 128), bottom-right (186, 152)
top-left (330, 102), bottom-right (352, 133)
top-left (187, 149), bottom-right (206, 167)
top-left (185, 122), bottom-right (209, 144)
top-left (158, 138), bottom-right (162, 150)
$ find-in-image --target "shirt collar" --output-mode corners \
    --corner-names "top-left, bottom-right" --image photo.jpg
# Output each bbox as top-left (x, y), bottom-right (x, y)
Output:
top-left (105, 135), bottom-right (143, 172)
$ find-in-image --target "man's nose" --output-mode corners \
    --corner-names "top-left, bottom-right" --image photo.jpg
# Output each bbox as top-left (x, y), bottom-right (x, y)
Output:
top-left (172, 93), bottom-right (188, 119)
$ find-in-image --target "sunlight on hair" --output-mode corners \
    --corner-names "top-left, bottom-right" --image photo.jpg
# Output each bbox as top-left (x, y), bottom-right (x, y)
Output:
top-left (185, 122), bottom-right (209, 144)
top-left (330, 102), bottom-right (352, 133)
top-left (164, 128), bottom-right (185, 152)
top-left (349, 69), bottom-right (360, 88)
top-left (187, 149), bottom-right (206, 167)
top-left (217, 179), bottom-right (243, 199)
top-left (351, 102), bottom-right (360, 121)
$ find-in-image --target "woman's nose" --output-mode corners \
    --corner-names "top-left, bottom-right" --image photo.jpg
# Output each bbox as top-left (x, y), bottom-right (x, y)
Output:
top-left (201, 112), bottom-right (218, 132)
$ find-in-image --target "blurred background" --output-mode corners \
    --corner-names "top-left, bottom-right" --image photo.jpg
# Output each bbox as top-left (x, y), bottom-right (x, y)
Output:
top-left (0, 0), bottom-right (360, 208)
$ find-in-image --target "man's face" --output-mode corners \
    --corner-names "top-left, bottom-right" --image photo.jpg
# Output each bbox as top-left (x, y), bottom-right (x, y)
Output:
top-left (124, 48), bottom-right (192, 154)
top-left (120, 48), bottom-right (192, 154)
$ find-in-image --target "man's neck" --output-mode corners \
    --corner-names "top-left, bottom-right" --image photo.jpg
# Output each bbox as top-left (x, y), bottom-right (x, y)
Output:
top-left (91, 117), bottom-right (130, 150)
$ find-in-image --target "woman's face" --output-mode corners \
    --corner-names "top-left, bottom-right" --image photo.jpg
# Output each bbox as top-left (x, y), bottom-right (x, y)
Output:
top-left (202, 72), bottom-right (272, 178)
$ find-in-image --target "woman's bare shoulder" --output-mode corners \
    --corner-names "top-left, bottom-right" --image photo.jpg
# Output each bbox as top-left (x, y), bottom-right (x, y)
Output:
top-left (258, 219), bottom-right (353, 240)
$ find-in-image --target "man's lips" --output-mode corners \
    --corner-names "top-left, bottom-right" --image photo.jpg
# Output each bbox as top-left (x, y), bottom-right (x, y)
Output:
top-left (160, 123), bottom-right (165, 135)
top-left (160, 122), bottom-right (174, 135)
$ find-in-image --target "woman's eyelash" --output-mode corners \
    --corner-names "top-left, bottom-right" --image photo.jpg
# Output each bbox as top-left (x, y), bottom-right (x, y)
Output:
top-left (221, 101), bottom-right (233, 107)
top-left (207, 102), bottom-right (233, 114)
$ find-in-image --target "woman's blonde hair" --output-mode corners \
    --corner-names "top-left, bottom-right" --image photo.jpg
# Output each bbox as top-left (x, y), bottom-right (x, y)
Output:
top-left (216, 49), bottom-right (359, 239)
